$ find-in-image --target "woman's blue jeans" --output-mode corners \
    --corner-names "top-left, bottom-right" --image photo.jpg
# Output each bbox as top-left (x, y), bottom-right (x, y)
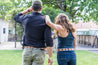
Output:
top-left (57, 51), bottom-right (76, 65)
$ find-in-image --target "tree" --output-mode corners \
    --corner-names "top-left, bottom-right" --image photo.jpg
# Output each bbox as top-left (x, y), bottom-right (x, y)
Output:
top-left (0, 1), bottom-right (13, 19)
top-left (42, 6), bottom-right (68, 22)
top-left (1, 0), bottom-right (98, 22)
top-left (42, 0), bottom-right (98, 22)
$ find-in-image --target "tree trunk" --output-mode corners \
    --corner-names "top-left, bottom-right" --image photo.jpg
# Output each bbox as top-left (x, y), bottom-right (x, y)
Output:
top-left (58, 0), bottom-right (66, 11)
top-left (15, 22), bottom-right (16, 48)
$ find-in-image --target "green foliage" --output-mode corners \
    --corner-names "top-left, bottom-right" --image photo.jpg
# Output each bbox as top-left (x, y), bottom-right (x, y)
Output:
top-left (0, 0), bottom-right (98, 22)
top-left (42, 5), bottom-right (69, 22)
top-left (42, 0), bottom-right (98, 22)
top-left (0, 1), bottom-right (13, 19)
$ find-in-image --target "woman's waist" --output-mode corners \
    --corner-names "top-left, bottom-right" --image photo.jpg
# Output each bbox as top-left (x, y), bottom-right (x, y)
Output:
top-left (58, 45), bottom-right (74, 48)
top-left (57, 47), bottom-right (75, 51)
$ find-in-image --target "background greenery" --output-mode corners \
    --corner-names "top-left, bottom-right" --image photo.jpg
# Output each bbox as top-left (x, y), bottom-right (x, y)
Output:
top-left (0, 0), bottom-right (98, 22)
top-left (0, 0), bottom-right (97, 37)
top-left (0, 50), bottom-right (98, 65)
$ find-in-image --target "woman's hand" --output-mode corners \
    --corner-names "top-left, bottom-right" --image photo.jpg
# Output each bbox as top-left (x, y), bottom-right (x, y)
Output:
top-left (44, 15), bottom-right (63, 31)
top-left (45, 15), bottom-right (52, 24)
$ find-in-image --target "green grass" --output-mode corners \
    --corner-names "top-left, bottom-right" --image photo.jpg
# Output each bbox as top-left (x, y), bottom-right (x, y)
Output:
top-left (0, 50), bottom-right (98, 65)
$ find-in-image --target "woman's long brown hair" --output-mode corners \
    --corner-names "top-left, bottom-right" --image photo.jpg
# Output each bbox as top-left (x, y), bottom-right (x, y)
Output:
top-left (54, 13), bottom-right (76, 36)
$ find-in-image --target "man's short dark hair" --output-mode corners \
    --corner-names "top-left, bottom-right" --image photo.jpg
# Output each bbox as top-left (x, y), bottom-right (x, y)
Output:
top-left (32, 0), bottom-right (42, 11)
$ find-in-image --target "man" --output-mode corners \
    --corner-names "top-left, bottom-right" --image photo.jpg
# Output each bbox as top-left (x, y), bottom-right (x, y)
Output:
top-left (14, 0), bottom-right (53, 65)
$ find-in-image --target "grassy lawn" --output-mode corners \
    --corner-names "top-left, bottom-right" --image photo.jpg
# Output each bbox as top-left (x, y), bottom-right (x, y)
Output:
top-left (0, 50), bottom-right (98, 65)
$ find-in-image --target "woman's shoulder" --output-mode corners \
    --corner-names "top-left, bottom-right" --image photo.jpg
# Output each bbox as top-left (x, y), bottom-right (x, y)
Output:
top-left (56, 24), bottom-right (65, 31)
top-left (72, 32), bottom-right (77, 38)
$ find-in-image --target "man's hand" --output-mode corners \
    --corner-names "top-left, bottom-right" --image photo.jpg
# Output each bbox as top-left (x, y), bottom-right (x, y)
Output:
top-left (47, 47), bottom-right (53, 65)
top-left (21, 6), bottom-right (33, 15)
top-left (48, 58), bottom-right (53, 65)
top-left (28, 6), bottom-right (33, 12)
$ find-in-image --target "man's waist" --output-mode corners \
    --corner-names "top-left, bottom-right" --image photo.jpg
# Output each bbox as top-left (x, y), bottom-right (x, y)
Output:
top-left (24, 44), bottom-right (46, 48)
top-left (24, 42), bottom-right (46, 47)
top-left (24, 46), bottom-right (46, 50)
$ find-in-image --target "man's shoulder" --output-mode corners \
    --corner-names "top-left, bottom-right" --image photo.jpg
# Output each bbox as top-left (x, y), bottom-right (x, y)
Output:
top-left (25, 13), bottom-right (35, 17)
top-left (27, 14), bottom-right (44, 18)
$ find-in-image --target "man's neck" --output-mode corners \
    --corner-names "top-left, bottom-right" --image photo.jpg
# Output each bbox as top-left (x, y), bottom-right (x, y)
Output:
top-left (33, 11), bottom-right (41, 13)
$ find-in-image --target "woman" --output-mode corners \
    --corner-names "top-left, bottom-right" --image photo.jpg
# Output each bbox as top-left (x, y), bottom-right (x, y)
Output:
top-left (45, 13), bottom-right (77, 65)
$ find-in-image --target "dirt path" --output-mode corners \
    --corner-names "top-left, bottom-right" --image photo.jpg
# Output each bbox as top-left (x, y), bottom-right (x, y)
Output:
top-left (0, 42), bottom-right (22, 50)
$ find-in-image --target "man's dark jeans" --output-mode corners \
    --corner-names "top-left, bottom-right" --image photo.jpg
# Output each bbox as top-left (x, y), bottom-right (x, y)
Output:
top-left (57, 51), bottom-right (76, 65)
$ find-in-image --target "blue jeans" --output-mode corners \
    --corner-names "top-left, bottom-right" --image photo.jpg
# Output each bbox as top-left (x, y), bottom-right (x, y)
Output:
top-left (57, 51), bottom-right (76, 65)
